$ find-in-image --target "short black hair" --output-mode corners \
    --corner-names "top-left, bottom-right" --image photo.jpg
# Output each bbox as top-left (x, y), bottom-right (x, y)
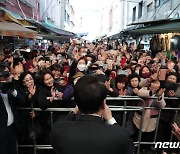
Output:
top-left (50, 63), bottom-right (64, 74)
top-left (74, 75), bottom-right (107, 114)
top-left (39, 68), bottom-right (54, 85)
top-left (128, 73), bottom-right (141, 83)
top-left (38, 57), bottom-right (45, 62)
top-left (96, 74), bottom-right (109, 83)
top-left (19, 71), bottom-right (35, 87)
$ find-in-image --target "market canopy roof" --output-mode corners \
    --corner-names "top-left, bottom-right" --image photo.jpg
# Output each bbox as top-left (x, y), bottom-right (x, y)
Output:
top-left (25, 20), bottom-right (75, 39)
top-left (126, 18), bottom-right (180, 35)
top-left (127, 18), bottom-right (172, 26)
top-left (38, 34), bottom-right (73, 42)
top-left (42, 22), bottom-right (75, 36)
top-left (129, 21), bottom-right (180, 34)
top-left (0, 7), bottom-right (30, 26)
top-left (0, 21), bottom-right (38, 38)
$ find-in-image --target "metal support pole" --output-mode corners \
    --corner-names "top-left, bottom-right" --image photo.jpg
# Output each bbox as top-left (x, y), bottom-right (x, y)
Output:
top-left (122, 100), bottom-right (127, 127)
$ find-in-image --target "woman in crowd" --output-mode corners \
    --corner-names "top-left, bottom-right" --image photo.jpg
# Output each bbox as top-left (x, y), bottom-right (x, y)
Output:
top-left (126, 73), bottom-right (141, 96)
top-left (114, 74), bottom-right (128, 96)
top-left (36, 69), bottom-right (65, 145)
top-left (139, 65), bottom-right (159, 88)
top-left (156, 72), bottom-right (179, 154)
top-left (139, 66), bottom-right (152, 79)
top-left (62, 72), bottom-right (84, 107)
top-left (134, 64), bottom-right (142, 75)
top-left (69, 56), bottom-right (88, 83)
top-left (37, 68), bottom-right (64, 110)
top-left (17, 72), bottom-right (43, 153)
top-left (50, 63), bottom-right (65, 86)
top-left (133, 80), bottom-right (166, 151)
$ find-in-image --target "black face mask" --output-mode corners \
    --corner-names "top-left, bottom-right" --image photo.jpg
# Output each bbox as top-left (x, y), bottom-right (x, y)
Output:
top-left (165, 81), bottom-right (178, 92)
top-left (88, 70), bottom-right (96, 75)
top-left (88, 67), bottom-right (98, 75)
top-left (61, 53), bottom-right (66, 57)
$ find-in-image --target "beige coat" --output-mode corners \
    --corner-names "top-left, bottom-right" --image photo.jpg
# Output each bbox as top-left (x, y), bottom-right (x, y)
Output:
top-left (133, 87), bottom-right (166, 132)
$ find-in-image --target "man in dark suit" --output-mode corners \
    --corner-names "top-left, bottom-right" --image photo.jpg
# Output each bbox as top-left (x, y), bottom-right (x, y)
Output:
top-left (0, 64), bottom-right (25, 154)
top-left (51, 75), bottom-right (134, 154)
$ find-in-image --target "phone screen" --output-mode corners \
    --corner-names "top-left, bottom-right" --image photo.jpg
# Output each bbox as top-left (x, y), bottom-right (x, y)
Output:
top-left (158, 69), bottom-right (167, 81)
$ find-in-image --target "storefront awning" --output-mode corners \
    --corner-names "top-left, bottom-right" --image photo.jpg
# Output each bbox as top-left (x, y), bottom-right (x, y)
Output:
top-left (38, 34), bottom-right (71, 42)
top-left (129, 19), bottom-right (180, 34)
top-left (25, 20), bottom-right (75, 38)
top-left (42, 24), bottom-right (75, 37)
top-left (0, 7), bottom-right (31, 26)
top-left (0, 21), bottom-right (38, 38)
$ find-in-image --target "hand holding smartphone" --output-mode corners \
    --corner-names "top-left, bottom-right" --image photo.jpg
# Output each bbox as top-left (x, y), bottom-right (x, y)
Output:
top-left (158, 68), bottom-right (167, 81)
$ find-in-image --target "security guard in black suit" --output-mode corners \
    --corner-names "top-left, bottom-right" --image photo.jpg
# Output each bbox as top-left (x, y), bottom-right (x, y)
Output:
top-left (0, 64), bottom-right (25, 154)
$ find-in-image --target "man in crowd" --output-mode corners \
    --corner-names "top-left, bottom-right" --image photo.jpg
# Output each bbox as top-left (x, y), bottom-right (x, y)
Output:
top-left (50, 75), bottom-right (134, 154)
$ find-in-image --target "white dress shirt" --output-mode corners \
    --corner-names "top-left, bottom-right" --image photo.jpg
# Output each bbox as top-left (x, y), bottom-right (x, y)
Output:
top-left (1, 93), bottom-right (14, 126)
top-left (89, 113), bottom-right (117, 125)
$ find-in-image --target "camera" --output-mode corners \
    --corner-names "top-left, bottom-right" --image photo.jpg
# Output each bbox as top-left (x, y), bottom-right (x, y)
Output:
top-left (89, 70), bottom-right (96, 75)
top-left (88, 67), bottom-right (98, 75)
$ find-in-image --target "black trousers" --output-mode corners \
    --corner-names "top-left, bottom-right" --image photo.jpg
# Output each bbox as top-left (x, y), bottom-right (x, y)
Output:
top-left (0, 124), bottom-right (17, 154)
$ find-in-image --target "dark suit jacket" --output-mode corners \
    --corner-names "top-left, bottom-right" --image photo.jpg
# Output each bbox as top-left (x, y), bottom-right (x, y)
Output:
top-left (50, 113), bottom-right (134, 154)
top-left (0, 92), bottom-right (25, 143)
top-left (37, 83), bottom-right (64, 110)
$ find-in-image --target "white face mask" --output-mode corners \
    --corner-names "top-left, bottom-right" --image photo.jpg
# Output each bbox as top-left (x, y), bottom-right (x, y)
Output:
top-left (135, 70), bottom-right (139, 75)
top-left (81, 53), bottom-right (86, 56)
top-left (77, 64), bottom-right (86, 72)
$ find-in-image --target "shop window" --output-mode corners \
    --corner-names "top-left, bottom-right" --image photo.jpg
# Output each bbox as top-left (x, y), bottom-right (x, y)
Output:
top-left (67, 14), bottom-right (70, 25)
top-left (155, 0), bottom-right (168, 7)
top-left (147, 3), bottom-right (152, 12)
top-left (37, 3), bottom-right (40, 11)
top-left (64, 10), bottom-right (67, 22)
top-left (155, 0), bottom-right (160, 7)
top-left (132, 6), bottom-right (136, 22)
top-left (138, 1), bottom-right (143, 18)
top-left (160, 0), bottom-right (165, 5)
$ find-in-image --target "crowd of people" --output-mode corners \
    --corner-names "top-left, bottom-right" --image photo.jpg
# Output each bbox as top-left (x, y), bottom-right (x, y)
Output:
top-left (0, 39), bottom-right (180, 154)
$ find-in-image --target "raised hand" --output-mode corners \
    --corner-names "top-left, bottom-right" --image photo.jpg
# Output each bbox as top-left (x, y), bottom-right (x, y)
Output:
top-left (51, 86), bottom-right (56, 98)
top-left (102, 104), bottom-right (112, 121)
top-left (158, 88), bottom-right (165, 98)
top-left (28, 85), bottom-right (36, 98)
top-left (172, 123), bottom-right (180, 141)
